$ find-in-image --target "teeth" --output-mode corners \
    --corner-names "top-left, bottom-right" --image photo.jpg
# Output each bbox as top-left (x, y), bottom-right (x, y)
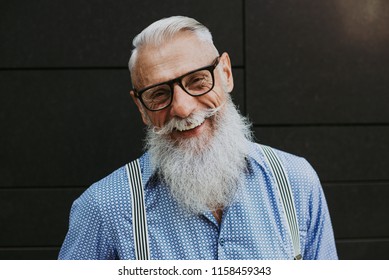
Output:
top-left (175, 120), bottom-right (204, 132)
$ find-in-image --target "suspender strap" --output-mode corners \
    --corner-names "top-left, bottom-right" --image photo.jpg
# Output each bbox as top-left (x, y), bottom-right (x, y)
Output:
top-left (125, 159), bottom-right (150, 260)
top-left (259, 144), bottom-right (302, 260)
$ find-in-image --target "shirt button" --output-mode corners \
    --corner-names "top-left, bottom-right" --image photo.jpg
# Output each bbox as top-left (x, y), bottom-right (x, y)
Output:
top-left (219, 238), bottom-right (225, 246)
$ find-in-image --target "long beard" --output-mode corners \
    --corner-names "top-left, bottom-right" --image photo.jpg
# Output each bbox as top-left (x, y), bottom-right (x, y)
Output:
top-left (145, 97), bottom-right (253, 215)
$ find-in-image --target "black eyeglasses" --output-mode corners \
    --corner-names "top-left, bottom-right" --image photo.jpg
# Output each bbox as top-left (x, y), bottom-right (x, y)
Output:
top-left (133, 56), bottom-right (221, 111)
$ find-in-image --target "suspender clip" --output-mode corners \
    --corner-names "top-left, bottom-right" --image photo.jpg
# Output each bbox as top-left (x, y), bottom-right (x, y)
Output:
top-left (294, 254), bottom-right (302, 260)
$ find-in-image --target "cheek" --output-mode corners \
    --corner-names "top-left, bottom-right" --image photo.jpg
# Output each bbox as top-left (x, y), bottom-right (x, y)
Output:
top-left (202, 87), bottom-right (226, 108)
top-left (147, 111), bottom-right (169, 128)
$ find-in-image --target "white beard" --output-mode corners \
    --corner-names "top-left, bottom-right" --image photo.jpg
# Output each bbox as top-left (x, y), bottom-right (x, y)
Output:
top-left (145, 96), bottom-right (253, 215)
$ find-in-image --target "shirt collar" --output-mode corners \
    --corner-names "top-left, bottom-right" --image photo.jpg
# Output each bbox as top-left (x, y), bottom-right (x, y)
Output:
top-left (245, 140), bottom-right (268, 169)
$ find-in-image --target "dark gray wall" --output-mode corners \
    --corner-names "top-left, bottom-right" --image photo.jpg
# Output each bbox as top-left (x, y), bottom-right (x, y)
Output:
top-left (1, 0), bottom-right (388, 259)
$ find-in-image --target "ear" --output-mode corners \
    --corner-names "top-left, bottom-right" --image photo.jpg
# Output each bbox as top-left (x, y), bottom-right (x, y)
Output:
top-left (130, 90), bottom-right (149, 125)
top-left (220, 52), bottom-right (234, 93)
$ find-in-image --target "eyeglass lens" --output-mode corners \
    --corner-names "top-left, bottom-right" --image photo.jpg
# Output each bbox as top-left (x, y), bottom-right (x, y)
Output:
top-left (141, 69), bottom-right (214, 110)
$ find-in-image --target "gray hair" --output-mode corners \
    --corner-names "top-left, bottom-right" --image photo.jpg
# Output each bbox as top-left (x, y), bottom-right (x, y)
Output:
top-left (128, 16), bottom-right (216, 74)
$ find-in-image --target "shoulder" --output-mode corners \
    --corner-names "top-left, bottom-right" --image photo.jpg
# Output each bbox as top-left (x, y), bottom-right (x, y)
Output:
top-left (272, 147), bottom-right (322, 209)
top-left (271, 147), bottom-right (320, 188)
top-left (75, 152), bottom-right (152, 214)
top-left (249, 142), bottom-right (322, 214)
top-left (71, 166), bottom-right (128, 222)
top-left (255, 144), bottom-right (325, 230)
top-left (249, 142), bottom-right (320, 188)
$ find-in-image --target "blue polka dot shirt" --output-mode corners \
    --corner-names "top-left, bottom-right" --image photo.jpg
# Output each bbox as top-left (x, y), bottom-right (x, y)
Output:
top-left (58, 141), bottom-right (338, 260)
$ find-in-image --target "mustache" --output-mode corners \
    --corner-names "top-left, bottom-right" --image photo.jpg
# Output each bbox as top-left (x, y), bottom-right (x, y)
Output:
top-left (152, 104), bottom-right (224, 136)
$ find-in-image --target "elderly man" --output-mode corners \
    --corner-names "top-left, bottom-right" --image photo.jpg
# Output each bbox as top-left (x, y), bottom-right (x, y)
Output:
top-left (59, 16), bottom-right (338, 260)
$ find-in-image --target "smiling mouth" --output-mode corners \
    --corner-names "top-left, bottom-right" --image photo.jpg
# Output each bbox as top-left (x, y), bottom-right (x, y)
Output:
top-left (175, 119), bottom-right (205, 132)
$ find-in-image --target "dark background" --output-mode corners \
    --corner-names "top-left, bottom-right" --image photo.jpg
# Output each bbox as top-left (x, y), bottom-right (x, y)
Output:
top-left (1, 0), bottom-right (388, 259)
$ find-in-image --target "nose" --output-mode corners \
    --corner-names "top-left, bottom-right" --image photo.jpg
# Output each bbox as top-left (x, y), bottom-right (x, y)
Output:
top-left (169, 84), bottom-right (197, 118)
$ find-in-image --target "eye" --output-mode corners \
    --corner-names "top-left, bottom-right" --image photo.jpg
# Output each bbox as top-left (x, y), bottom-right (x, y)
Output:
top-left (143, 87), bottom-right (171, 105)
top-left (184, 71), bottom-right (212, 91)
top-left (151, 90), bottom-right (168, 99)
top-left (188, 75), bottom-right (205, 85)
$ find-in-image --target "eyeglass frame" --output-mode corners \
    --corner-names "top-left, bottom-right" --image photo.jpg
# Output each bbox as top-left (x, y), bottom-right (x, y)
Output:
top-left (132, 55), bottom-right (221, 111)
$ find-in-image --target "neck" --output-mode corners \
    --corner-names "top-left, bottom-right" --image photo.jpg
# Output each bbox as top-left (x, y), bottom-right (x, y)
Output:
top-left (212, 209), bottom-right (223, 224)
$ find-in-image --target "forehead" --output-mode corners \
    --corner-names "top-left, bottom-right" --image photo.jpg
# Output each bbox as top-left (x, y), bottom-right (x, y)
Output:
top-left (133, 32), bottom-right (217, 89)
